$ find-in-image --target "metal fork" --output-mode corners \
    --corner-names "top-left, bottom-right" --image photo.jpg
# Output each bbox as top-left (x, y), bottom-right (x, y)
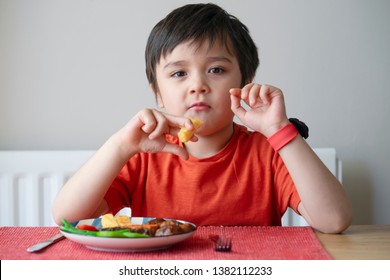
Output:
top-left (209, 235), bottom-right (232, 252)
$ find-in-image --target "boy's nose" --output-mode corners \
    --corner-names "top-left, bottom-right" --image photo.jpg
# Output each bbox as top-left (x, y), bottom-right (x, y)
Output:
top-left (189, 74), bottom-right (210, 94)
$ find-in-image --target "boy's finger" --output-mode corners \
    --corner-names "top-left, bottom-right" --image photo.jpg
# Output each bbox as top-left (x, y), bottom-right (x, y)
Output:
top-left (240, 83), bottom-right (253, 100)
top-left (230, 87), bottom-right (253, 107)
top-left (137, 110), bottom-right (158, 133)
top-left (147, 110), bottom-right (170, 139)
top-left (162, 143), bottom-right (189, 160)
top-left (249, 83), bottom-right (261, 106)
top-left (259, 84), bottom-right (271, 104)
top-left (230, 94), bottom-right (247, 120)
top-left (163, 113), bottom-right (195, 131)
top-left (229, 88), bottom-right (242, 96)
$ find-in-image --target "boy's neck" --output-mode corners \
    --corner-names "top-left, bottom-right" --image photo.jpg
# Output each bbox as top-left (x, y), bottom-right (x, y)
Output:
top-left (183, 122), bottom-right (235, 159)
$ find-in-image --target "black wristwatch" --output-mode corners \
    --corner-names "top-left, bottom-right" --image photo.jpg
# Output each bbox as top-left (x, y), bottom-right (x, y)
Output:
top-left (289, 118), bottom-right (309, 139)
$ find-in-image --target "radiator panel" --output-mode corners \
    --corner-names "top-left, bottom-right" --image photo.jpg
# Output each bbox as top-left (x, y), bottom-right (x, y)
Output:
top-left (0, 172), bottom-right (65, 226)
top-left (0, 151), bottom-right (94, 226)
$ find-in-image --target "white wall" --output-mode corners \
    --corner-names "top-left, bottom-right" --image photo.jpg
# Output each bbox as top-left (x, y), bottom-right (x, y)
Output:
top-left (1, 0), bottom-right (389, 225)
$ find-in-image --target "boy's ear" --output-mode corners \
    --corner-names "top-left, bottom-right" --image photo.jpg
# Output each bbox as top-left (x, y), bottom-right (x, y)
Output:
top-left (150, 84), bottom-right (164, 108)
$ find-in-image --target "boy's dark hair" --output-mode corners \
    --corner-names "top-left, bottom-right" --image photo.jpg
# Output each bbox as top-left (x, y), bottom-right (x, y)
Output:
top-left (145, 3), bottom-right (259, 93)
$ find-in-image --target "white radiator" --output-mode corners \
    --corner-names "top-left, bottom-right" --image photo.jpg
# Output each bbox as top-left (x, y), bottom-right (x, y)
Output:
top-left (0, 150), bottom-right (94, 226)
top-left (0, 148), bottom-right (341, 226)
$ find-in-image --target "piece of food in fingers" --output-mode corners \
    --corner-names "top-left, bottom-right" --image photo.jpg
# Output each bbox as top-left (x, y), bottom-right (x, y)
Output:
top-left (178, 118), bottom-right (203, 142)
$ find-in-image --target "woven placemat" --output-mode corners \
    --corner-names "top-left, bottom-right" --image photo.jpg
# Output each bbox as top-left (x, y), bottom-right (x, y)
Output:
top-left (0, 226), bottom-right (332, 260)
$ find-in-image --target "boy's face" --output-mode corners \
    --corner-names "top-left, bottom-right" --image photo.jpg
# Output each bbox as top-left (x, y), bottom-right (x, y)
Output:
top-left (153, 39), bottom-right (242, 136)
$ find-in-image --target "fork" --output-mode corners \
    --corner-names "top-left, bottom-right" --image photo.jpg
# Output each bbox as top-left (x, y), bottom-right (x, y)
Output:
top-left (209, 235), bottom-right (232, 252)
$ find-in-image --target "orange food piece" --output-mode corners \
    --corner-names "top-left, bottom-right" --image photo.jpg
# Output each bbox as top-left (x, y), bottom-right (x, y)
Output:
top-left (101, 213), bottom-right (118, 228)
top-left (178, 119), bottom-right (203, 142)
top-left (101, 213), bottom-right (132, 228)
top-left (116, 215), bottom-right (132, 227)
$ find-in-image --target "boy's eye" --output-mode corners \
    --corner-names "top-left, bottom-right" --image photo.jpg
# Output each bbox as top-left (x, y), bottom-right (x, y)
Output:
top-left (171, 71), bottom-right (186, 78)
top-left (209, 67), bottom-right (225, 74)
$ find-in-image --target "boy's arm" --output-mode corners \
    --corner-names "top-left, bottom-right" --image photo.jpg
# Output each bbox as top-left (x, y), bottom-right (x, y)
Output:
top-left (51, 133), bottom-right (132, 225)
top-left (278, 136), bottom-right (352, 233)
top-left (52, 109), bottom-right (194, 225)
top-left (230, 84), bottom-right (352, 233)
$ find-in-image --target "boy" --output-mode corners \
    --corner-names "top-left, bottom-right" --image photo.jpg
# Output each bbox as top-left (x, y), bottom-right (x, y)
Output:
top-left (53, 3), bottom-right (352, 233)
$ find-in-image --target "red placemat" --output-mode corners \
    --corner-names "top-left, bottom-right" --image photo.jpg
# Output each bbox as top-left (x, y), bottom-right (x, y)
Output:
top-left (0, 226), bottom-right (332, 260)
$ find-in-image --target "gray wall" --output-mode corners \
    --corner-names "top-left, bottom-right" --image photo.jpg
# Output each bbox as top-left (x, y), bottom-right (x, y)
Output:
top-left (1, 0), bottom-right (389, 225)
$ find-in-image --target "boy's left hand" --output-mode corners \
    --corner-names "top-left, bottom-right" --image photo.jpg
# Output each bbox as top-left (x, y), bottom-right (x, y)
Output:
top-left (230, 83), bottom-right (290, 137)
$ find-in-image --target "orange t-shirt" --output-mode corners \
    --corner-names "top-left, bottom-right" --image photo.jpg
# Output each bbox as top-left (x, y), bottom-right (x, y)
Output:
top-left (104, 123), bottom-right (301, 226)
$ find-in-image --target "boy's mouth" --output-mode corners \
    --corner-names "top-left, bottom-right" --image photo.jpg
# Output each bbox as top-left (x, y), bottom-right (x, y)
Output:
top-left (189, 102), bottom-right (210, 111)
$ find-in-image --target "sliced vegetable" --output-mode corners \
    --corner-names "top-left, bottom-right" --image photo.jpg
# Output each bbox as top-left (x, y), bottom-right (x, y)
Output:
top-left (76, 224), bottom-right (98, 231)
top-left (96, 230), bottom-right (149, 238)
top-left (60, 218), bottom-right (149, 238)
top-left (60, 218), bottom-right (97, 236)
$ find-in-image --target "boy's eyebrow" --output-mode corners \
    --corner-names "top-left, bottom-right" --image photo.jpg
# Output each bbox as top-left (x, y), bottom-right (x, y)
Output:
top-left (208, 56), bottom-right (234, 64)
top-left (163, 56), bottom-right (233, 69)
top-left (163, 60), bottom-right (187, 70)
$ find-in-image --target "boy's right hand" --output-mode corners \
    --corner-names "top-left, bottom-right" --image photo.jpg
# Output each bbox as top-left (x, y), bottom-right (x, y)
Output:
top-left (117, 109), bottom-right (195, 160)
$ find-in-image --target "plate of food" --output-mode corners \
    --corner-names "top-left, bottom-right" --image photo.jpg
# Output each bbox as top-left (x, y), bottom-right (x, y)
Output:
top-left (60, 214), bottom-right (196, 252)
